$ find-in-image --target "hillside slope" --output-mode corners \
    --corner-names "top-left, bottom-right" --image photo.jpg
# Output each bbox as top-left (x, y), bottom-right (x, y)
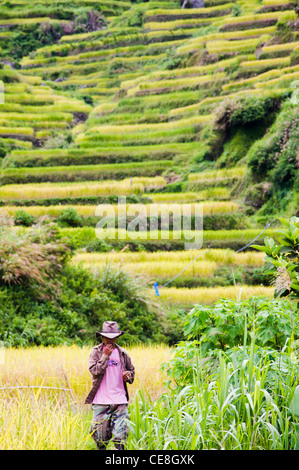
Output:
top-left (0, 0), bottom-right (298, 308)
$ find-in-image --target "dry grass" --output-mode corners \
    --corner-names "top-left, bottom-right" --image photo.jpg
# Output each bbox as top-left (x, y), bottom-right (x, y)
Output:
top-left (0, 344), bottom-right (171, 449)
top-left (0, 344), bottom-right (171, 403)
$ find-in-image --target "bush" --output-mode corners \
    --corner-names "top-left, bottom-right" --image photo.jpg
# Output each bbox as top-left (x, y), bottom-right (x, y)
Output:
top-left (247, 100), bottom-right (299, 210)
top-left (243, 182), bottom-right (273, 209)
top-left (0, 230), bottom-right (170, 346)
top-left (0, 142), bottom-right (6, 159)
top-left (215, 94), bottom-right (281, 133)
top-left (252, 216), bottom-right (299, 302)
top-left (14, 209), bottom-right (36, 227)
top-left (4, 23), bottom-right (63, 61)
top-left (57, 207), bottom-right (82, 227)
top-left (157, 339), bottom-right (299, 450)
top-left (43, 132), bottom-right (73, 149)
top-left (0, 222), bottom-right (71, 300)
top-left (183, 296), bottom-right (298, 353)
top-left (216, 126), bottom-right (267, 168)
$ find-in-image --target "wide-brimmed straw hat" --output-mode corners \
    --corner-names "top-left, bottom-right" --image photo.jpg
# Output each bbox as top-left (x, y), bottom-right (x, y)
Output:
top-left (96, 321), bottom-right (125, 339)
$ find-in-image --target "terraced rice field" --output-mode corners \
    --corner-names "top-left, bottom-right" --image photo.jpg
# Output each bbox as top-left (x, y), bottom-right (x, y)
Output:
top-left (1, 0), bottom-right (297, 307)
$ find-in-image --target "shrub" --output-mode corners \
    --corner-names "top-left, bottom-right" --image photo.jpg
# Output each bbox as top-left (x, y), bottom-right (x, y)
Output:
top-left (252, 216), bottom-right (299, 302)
top-left (215, 94), bottom-right (281, 132)
top-left (70, 9), bottom-right (106, 33)
top-left (155, 340), bottom-right (299, 450)
top-left (4, 23), bottom-right (63, 61)
top-left (0, 222), bottom-right (71, 300)
top-left (183, 296), bottom-right (297, 352)
top-left (14, 209), bottom-right (36, 227)
top-left (243, 182), bottom-right (273, 209)
top-left (247, 100), bottom-right (299, 199)
top-left (0, 228), bottom-right (170, 346)
top-left (216, 127), bottom-right (266, 168)
top-left (112, 4), bottom-right (145, 28)
top-left (43, 132), bottom-right (73, 149)
top-left (57, 207), bottom-right (82, 227)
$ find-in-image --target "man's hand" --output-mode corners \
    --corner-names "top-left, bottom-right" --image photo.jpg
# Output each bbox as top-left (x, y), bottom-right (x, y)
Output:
top-left (103, 343), bottom-right (114, 357)
top-left (122, 371), bottom-right (131, 382)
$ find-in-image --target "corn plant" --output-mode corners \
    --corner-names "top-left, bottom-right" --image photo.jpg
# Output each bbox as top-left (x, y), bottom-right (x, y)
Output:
top-left (128, 338), bottom-right (299, 449)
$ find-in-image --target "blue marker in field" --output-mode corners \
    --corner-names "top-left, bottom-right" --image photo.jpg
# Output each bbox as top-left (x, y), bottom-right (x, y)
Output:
top-left (154, 281), bottom-right (160, 297)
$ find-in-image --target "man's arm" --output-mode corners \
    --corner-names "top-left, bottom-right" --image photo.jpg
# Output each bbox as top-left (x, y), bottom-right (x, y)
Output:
top-left (88, 347), bottom-right (110, 378)
top-left (123, 352), bottom-right (135, 384)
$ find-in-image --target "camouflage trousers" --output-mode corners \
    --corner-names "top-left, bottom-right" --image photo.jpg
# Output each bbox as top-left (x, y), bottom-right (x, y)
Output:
top-left (90, 403), bottom-right (129, 450)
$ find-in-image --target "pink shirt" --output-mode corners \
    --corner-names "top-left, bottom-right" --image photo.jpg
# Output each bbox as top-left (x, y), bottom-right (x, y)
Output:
top-left (92, 347), bottom-right (128, 405)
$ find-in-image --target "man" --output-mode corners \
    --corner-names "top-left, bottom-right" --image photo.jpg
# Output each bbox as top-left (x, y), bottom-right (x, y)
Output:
top-left (85, 321), bottom-right (135, 450)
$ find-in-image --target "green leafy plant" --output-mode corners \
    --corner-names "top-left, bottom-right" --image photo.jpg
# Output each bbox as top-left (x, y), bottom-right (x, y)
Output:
top-left (215, 95), bottom-right (281, 133)
top-left (246, 100), bottom-right (299, 215)
top-left (0, 223), bottom-right (171, 346)
top-left (252, 216), bottom-right (299, 301)
top-left (14, 209), bottom-right (36, 227)
top-left (134, 340), bottom-right (299, 449)
top-left (182, 296), bottom-right (297, 353)
top-left (57, 207), bottom-right (82, 227)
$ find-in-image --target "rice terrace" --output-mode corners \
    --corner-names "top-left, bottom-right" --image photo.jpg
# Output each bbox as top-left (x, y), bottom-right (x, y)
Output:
top-left (0, 0), bottom-right (298, 452)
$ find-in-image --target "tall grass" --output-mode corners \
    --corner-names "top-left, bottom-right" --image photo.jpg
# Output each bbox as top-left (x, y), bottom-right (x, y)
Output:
top-left (72, 251), bottom-right (265, 281)
top-left (1, 339), bottom-right (296, 449)
top-left (0, 330), bottom-right (297, 450)
top-left (127, 342), bottom-right (299, 450)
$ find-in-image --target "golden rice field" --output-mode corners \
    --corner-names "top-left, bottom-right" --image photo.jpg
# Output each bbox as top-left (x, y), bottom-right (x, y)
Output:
top-left (0, 186), bottom-right (231, 203)
top-left (72, 248), bottom-right (265, 266)
top-left (93, 260), bottom-right (219, 278)
top-left (187, 167), bottom-right (247, 182)
top-left (149, 188), bottom-right (231, 202)
top-left (0, 345), bottom-right (171, 450)
top-left (0, 201), bottom-right (240, 217)
top-left (72, 246), bottom-right (274, 305)
top-left (155, 285), bottom-right (274, 305)
top-left (72, 249), bottom-right (265, 281)
top-left (0, 177), bottom-right (166, 200)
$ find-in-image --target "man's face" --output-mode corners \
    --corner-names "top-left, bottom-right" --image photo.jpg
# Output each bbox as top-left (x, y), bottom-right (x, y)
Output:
top-left (102, 336), bottom-right (117, 346)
